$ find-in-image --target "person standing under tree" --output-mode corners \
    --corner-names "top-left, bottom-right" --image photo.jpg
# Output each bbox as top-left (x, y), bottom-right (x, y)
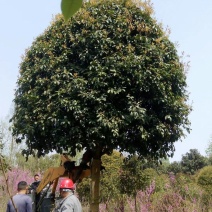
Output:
top-left (30, 174), bottom-right (40, 191)
top-left (54, 178), bottom-right (82, 212)
top-left (30, 173), bottom-right (41, 210)
top-left (6, 181), bottom-right (32, 212)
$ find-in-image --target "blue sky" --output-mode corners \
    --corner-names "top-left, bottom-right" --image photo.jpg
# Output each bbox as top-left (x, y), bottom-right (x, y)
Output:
top-left (0, 0), bottom-right (211, 161)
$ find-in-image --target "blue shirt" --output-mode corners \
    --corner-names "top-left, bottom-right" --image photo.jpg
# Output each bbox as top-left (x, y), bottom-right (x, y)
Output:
top-left (6, 194), bottom-right (32, 212)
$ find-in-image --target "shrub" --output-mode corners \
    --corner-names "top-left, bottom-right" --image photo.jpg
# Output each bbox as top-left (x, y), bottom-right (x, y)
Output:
top-left (153, 173), bottom-right (207, 212)
top-left (196, 166), bottom-right (212, 210)
top-left (197, 166), bottom-right (212, 194)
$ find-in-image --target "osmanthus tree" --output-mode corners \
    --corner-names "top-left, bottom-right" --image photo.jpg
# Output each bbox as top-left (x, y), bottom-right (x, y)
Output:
top-left (12, 0), bottom-right (190, 211)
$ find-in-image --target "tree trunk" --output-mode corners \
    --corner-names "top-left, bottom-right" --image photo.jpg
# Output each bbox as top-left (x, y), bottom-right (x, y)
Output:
top-left (90, 158), bottom-right (101, 212)
top-left (135, 194), bottom-right (137, 212)
top-left (119, 200), bottom-right (125, 212)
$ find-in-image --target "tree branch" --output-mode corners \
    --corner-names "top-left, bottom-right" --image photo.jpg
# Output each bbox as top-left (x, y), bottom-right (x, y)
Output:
top-left (0, 157), bottom-right (18, 212)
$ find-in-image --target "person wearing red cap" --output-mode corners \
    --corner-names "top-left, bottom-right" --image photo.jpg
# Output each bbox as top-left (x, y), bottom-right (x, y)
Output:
top-left (54, 178), bottom-right (82, 212)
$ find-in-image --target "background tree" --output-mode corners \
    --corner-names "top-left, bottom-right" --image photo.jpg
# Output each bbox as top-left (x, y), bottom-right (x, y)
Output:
top-left (120, 155), bottom-right (152, 211)
top-left (78, 151), bottom-right (125, 210)
top-left (196, 166), bottom-right (212, 209)
top-left (205, 137), bottom-right (212, 157)
top-left (0, 116), bottom-right (24, 167)
top-left (181, 149), bottom-right (207, 175)
top-left (205, 139), bottom-right (212, 165)
top-left (207, 155), bottom-right (212, 165)
top-left (142, 158), bottom-right (170, 174)
top-left (15, 153), bottom-right (60, 174)
top-left (167, 161), bottom-right (182, 175)
top-left (197, 166), bottom-right (212, 195)
top-left (100, 151), bottom-right (124, 208)
top-left (12, 0), bottom-right (190, 211)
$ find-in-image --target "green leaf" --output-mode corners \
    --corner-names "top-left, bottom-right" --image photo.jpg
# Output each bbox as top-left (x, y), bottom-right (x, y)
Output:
top-left (61, 0), bottom-right (83, 21)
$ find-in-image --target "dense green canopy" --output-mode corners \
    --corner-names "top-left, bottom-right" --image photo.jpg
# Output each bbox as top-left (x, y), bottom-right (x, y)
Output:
top-left (181, 149), bottom-right (207, 174)
top-left (12, 0), bottom-right (190, 160)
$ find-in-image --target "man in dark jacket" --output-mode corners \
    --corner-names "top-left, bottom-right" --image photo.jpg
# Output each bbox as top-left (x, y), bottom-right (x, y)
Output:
top-left (7, 181), bottom-right (32, 212)
top-left (30, 174), bottom-right (41, 209)
top-left (30, 174), bottom-right (40, 191)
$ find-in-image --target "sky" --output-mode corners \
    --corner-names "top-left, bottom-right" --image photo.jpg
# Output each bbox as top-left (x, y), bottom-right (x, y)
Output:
top-left (0, 0), bottom-right (212, 162)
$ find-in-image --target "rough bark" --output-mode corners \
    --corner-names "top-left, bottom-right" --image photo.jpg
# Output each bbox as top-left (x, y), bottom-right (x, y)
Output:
top-left (90, 158), bottom-right (101, 212)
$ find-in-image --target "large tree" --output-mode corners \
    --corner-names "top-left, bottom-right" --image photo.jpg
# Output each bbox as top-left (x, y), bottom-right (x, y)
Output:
top-left (12, 0), bottom-right (190, 210)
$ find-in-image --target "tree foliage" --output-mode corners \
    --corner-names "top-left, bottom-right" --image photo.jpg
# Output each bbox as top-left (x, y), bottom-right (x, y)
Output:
top-left (141, 158), bottom-right (170, 174)
top-left (61, 0), bottom-right (83, 21)
top-left (100, 151), bottom-right (124, 202)
top-left (167, 161), bottom-right (182, 175)
top-left (120, 155), bottom-right (149, 197)
top-left (207, 155), bottom-right (212, 165)
top-left (78, 151), bottom-right (125, 207)
top-left (15, 153), bottom-right (60, 174)
top-left (181, 149), bottom-right (207, 175)
top-left (205, 137), bottom-right (212, 157)
top-left (12, 0), bottom-right (190, 161)
top-left (197, 166), bottom-right (212, 195)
